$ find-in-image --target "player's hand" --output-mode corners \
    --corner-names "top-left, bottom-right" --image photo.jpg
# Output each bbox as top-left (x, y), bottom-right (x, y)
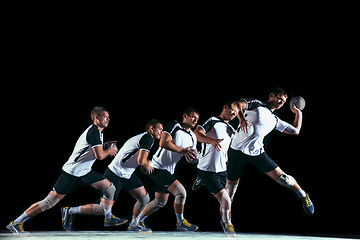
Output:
top-left (290, 104), bottom-right (302, 115)
top-left (239, 119), bottom-right (252, 133)
top-left (210, 138), bottom-right (224, 152)
top-left (108, 145), bottom-right (118, 157)
top-left (181, 147), bottom-right (196, 162)
top-left (141, 162), bottom-right (154, 175)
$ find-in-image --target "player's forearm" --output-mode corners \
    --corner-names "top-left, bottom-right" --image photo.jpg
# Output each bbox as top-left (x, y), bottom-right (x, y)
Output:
top-left (194, 129), bottom-right (214, 145)
top-left (293, 111), bottom-right (302, 130)
top-left (159, 140), bottom-right (183, 153)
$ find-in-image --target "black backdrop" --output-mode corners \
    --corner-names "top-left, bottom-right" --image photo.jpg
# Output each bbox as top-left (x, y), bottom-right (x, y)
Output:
top-left (2, 0), bottom-right (358, 237)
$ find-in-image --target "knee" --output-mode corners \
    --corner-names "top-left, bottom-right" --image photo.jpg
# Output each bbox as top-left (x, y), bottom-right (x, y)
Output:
top-left (37, 194), bottom-right (61, 212)
top-left (134, 194), bottom-right (150, 211)
top-left (172, 184), bottom-right (186, 204)
top-left (102, 183), bottom-right (116, 201)
top-left (275, 173), bottom-right (295, 188)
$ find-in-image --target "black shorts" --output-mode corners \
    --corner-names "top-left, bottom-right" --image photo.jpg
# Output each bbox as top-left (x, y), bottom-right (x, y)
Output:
top-left (149, 168), bottom-right (177, 194)
top-left (197, 169), bottom-right (226, 195)
top-left (103, 168), bottom-right (144, 199)
top-left (53, 170), bottom-right (106, 195)
top-left (227, 148), bottom-right (278, 181)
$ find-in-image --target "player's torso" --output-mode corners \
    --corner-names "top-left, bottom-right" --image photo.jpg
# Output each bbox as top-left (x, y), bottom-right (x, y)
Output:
top-left (231, 107), bottom-right (277, 156)
top-left (152, 125), bottom-right (196, 174)
top-left (198, 119), bottom-right (235, 172)
top-left (109, 132), bottom-right (151, 179)
top-left (63, 125), bottom-right (103, 176)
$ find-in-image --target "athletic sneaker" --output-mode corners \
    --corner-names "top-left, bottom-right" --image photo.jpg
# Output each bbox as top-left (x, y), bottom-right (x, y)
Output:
top-left (220, 220), bottom-right (236, 237)
top-left (128, 219), bottom-right (152, 233)
top-left (301, 193), bottom-right (314, 215)
top-left (192, 176), bottom-right (204, 191)
top-left (6, 221), bottom-right (30, 237)
top-left (61, 207), bottom-right (73, 232)
top-left (104, 215), bottom-right (128, 227)
top-left (176, 219), bottom-right (198, 232)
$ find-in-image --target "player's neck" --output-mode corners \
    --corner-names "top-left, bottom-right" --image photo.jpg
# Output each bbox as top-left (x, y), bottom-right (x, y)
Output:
top-left (94, 122), bottom-right (105, 132)
top-left (266, 102), bottom-right (276, 112)
top-left (218, 114), bottom-right (229, 123)
top-left (181, 123), bottom-right (191, 132)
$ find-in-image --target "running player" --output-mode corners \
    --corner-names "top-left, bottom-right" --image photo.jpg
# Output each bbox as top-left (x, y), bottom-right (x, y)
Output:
top-left (7, 106), bottom-right (125, 237)
top-left (62, 119), bottom-right (163, 232)
top-left (226, 88), bottom-right (314, 218)
top-left (129, 108), bottom-right (199, 232)
top-left (194, 101), bottom-right (238, 237)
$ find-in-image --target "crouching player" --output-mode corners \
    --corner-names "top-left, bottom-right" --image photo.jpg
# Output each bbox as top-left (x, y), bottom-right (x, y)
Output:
top-left (130, 108), bottom-right (200, 232)
top-left (62, 119), bottom-right (163, 233)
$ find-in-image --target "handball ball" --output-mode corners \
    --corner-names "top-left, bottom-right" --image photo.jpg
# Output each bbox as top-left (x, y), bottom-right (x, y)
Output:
top-left (290, 96), bottom-right (306, 110)
top-left (188, 148), bottom-right (200, 164)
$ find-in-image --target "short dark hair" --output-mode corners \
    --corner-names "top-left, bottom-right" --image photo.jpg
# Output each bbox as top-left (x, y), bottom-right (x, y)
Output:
top-left (270, 88), bottom-right (288, 98)
top-left (146, 119), bottom-right (162, 131)
top-left (91, 106), bottom-right (108, 121)
top-left (183, 107), bottom-right (200, 116)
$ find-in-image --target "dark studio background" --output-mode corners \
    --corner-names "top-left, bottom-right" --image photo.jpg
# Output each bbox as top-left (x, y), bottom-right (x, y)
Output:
top-left (2, 0), bottom-right (358, 237)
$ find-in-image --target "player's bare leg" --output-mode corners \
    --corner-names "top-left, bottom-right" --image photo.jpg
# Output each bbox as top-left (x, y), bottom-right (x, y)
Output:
top-left (128, 186), bottom-right (150, 218)
top-left (266, 167), bottom-right (314, 215)
top-left (129, 192), bottom-right (168, 232)
top-left (62, 179), bottom-right (127, 231)
top-left (7, 191), bottom-right (64, 237)
top-left (215, 189), bottom-right (236, 237)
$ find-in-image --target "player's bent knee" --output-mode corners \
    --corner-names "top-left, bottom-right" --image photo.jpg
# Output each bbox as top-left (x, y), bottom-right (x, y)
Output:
top-left (172, 184), bottom-right (186, 204)
top-left (37, 194), bottom-right (61, 212)
top-left (148, 197), bottom-right (167, 212)
top-left (276, 173), bottom-right (295, 188)
top-left (102, 183), bottom-right (116, 201)
top-left (134, 194), bottom-right (150, 211)
top-left (92, 202), bottom-right (105, 215)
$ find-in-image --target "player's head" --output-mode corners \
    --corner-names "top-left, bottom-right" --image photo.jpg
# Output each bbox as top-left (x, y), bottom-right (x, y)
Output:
top-left (221, 101), bottom-right (239, 122)
top-left (182, 108), bottom-right (200, 129)
top-left (267, 88), bottom-right (288, 110)
top-left (146, 119), bottom-right (163, 140)
top-left (91, 106), bottom-right (110, 128)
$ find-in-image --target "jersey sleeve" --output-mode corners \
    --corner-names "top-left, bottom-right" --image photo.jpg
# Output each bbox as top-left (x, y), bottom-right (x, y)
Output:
top-left (163, 120), bottom-right (181, 139)
top-left (86, 126), bottom-right (102, 147)
top-left (274, 116), bottom-right (290, 132)
top-left (242, 98), bottom-right (265, 110)
top-left (139, 133), bottom-right (154, 152)
top-left (198, 117), bottom-right (216, 133)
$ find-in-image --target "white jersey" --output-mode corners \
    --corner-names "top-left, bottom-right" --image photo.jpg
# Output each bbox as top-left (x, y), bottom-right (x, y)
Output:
top-left (108, 132), bottom-right (154, 179)
top-left (151, 120), bottom-right (197, 175)
top-left (230, 98), bottom-right (289, 156)
top-left (197, 117), bottom-right (236, 173)
top-left (62, 124), bottom-right (103, 177)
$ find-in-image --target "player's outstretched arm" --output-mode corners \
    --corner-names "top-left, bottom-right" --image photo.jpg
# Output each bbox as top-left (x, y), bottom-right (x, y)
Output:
top-left (234, 99), bottom-right (251, 133)
top-left (194, 126), bottom-right (223, 152)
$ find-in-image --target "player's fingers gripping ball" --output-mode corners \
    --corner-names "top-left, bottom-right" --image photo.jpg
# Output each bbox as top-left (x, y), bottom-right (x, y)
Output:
top-left (290, 96), bottom-right (306, 110)
top-left (187, 148), bottom-right (200, 164)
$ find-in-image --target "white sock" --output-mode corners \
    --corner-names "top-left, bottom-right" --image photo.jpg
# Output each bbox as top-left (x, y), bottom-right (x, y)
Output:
top-left (13, 212), bottom-right (30, 224)
top-left (104, 209), bottom-right (112, 220)
top-left (68, 206), bottom-right (81, 214)
top-left (175, 213), bottom-right (184, 224)
top-left (296, 189), bottom-right (307, 199)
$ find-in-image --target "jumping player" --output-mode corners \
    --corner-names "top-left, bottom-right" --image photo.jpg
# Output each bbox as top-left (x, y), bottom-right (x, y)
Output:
top-left (193, 102), bottom-right (239, 237)
top-left (7, 106), bottom-right (124, 237)
top-left (62, 119), bottom-right (163, 232)
top-left (226, 88), bottom-right (314, 218)
top-left (129, 108), bottom-right (200, 232)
